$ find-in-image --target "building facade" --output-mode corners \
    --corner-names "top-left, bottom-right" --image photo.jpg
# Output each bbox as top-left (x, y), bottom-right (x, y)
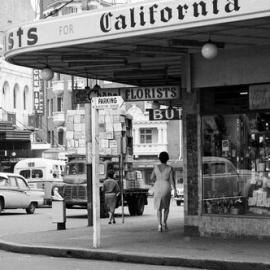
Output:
top-left (0, 0), bottom-right (50, 172)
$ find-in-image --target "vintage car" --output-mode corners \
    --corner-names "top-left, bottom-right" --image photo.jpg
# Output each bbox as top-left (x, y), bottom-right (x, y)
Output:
top-left (0, 172), bottom-right (45, 214)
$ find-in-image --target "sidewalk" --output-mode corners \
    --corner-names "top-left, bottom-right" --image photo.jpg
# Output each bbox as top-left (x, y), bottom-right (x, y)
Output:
top-left (0, 212), bottom-right (270, 270)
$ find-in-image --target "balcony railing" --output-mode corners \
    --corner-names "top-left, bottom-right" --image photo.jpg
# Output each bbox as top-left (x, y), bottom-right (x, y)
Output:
top-left (53, 111), bottom-right (65, 125)
top-left (133, 143), bottom-right (167, 157)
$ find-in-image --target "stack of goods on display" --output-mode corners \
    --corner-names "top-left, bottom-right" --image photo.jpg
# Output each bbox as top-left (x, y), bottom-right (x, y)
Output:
top-left (99, 108), bottom-right (139, 189)
top-left (66, 110), bottom-right (86, 155)
top-left (248, 186), bottom-right (270, 215)
top-left (124, 170), bottom-right (147, 189)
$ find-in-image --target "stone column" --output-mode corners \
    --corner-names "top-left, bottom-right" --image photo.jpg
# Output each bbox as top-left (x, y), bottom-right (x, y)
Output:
top-left (182, 54), bottom-right (201, 237)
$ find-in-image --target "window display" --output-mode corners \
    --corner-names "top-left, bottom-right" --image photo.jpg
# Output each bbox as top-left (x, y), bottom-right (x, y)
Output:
top-left (202, 113), bottom-right (270, 216)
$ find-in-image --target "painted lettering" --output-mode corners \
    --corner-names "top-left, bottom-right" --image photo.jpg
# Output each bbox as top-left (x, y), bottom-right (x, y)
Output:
top-left (212, 0), bottom-right (219, 14)
top-left (100, 0), bottom-right (242, 34)
top-left (8, 32), bottom-right (14, 50)
top-left (139, 6), bottom-right (146, 26)
top-left (8, 27), bottom-right (38, 50)
top-left (59, 24), bottom-right (74, 35)
top-left (225, 0), bottom-right (240, 13)
top-left (156, 88), bottom-right (163, 98)
top-left (165, 109), bottom-right (175, 120)
top-left (115, 15), bottom-right (127, 30)
top-left (130, 8), bottom-right (136, 27)
top-left (17, 28), bottom-right (24, 48)
top-left (100, 12), bottom-right (113, 33)
top-left (149, 4), bottom-right (158, 24)
top-left (160, 7), bottom-right (172, 23)
top-left (193, 1), bottom-right (208, 17)
top-left (27, 28), bottom-right (38, 45)
top-left (177, 4), bottom-right (189, 20)
top-left (153, 109), bottom-right (163, 120)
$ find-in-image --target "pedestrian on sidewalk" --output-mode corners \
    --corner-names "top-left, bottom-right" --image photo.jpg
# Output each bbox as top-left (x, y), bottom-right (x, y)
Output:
top-left (102, 168), bottom-right (120, 224)
top-left (151, 151), bottom-right (177, 232)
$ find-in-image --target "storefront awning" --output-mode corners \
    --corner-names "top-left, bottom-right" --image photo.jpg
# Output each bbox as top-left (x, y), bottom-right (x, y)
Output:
top-left (4, 0), bottom-right (270, 87)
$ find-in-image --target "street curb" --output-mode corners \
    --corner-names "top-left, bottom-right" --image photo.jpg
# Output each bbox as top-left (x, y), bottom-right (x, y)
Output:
top-left (0, 240), bottom-right (269, 270)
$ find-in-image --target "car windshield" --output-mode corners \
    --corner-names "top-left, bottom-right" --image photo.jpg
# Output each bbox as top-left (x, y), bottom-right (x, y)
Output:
top-left (66, 162), bottom-right (85, 175)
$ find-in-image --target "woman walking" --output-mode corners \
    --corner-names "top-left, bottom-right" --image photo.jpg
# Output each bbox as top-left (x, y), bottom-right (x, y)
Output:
top-left (151, 151), bottom-right (177, 232)
top-left (102, 169), bottom-right (120, 224)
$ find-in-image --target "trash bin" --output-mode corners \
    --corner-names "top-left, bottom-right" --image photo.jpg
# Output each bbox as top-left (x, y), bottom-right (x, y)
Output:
top-left (52, 199), bottom-right (66, 230)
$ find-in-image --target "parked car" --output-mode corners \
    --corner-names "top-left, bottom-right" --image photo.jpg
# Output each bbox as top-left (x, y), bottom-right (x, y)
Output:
top-left (0, 172), bottom-right (45, 214)
top-left (203, 156), bottom-right (240, 199)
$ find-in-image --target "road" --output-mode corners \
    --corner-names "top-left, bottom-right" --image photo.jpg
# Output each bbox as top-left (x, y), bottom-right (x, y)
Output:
top-left (0, 198), bottom-right (205, 270)
top-left (0, 250), bottom-right (205, 270)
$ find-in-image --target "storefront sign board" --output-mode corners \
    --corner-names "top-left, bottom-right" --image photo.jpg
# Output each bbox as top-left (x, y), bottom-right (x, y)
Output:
top-left (73, 85), bottom-right (180, 104)
top-left (147, 108), bottom-right (182, 121)
top-left (4, 0), bottom-right (270, 58)
top-left (33, 69), bottom-right (44, 115)
top-left (249, 84), bottom-right (270, 110)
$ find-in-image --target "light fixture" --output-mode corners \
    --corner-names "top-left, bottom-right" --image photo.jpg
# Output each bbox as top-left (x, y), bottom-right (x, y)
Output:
top-left (84, 76), bottom-right (100, 99)
top-left (41, 67), bottom-right (54, 80)
top-left (152, 100), bottom-right (160, 110)
top-left (201, 40), bottom-right (218, 59)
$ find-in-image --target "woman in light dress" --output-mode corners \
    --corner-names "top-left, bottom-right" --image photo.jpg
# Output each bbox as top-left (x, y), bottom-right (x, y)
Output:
top-left (151, 151), bottom-right (177, 232)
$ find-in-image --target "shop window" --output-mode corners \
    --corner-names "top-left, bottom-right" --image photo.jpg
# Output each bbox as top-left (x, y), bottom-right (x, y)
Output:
top-left (202, 113), bottom-right (270, 216)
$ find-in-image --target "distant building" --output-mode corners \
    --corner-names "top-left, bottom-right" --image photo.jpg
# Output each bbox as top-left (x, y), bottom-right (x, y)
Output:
top-left (0, 0), bottom-right (51, 172)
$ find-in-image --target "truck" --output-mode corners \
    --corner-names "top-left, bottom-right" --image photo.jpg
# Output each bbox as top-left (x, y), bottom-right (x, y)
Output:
top-left (53, 153), bottom-right (149, 217)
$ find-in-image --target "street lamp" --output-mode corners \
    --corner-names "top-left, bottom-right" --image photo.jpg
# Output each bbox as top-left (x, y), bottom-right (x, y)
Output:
top-left (40, 67), bottom-right (54, 81)
top-left (201, 40), bottom-right (218, 60)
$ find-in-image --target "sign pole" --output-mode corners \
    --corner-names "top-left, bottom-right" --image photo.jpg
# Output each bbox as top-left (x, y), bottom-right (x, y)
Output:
top-left (85, 102), bottom-right (93, 227)
top-left (91, 99), bottom-right (100, 248)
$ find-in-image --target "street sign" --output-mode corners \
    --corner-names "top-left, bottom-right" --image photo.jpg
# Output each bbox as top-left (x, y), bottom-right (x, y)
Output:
top-left (148, 108), bottom-right (182, 121)
top-left (92, 96), bottom-right (124, 109)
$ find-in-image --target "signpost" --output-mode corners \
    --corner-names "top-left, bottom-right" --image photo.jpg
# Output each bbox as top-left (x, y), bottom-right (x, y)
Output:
top-left (91, 96), bottom-right (124, 248)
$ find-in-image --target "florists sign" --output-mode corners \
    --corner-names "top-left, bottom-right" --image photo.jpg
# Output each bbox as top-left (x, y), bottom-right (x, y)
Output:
top-left (4, 0), bottom-right (270, 57)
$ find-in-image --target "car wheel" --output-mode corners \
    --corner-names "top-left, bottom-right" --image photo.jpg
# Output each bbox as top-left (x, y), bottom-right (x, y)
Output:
top-left (0, 198), bottom-right (3, 214)
top-left (128, 200), bottom-right (137, 216)
top-left (26, 202), bottom-right (36, 214)
top-left (136, 197), bottom-right (145, 216)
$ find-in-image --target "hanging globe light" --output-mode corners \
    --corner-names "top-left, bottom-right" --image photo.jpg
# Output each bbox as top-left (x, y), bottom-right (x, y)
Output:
top-left (41, 67), bottom-right (54, 81)
top-left (201, 41), bottom-right (218, 59)
top-left (152, 100), bottom-right (160, 110)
